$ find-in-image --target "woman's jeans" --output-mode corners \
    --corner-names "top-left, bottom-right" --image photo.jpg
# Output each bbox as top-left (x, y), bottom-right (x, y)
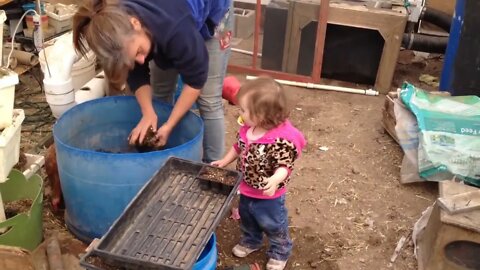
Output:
top-left (149, 6), bottom-right (233, 163)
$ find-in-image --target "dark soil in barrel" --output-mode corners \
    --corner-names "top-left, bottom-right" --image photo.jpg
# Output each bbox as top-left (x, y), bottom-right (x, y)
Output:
top-left (135, 126), bottom-right (162, 153)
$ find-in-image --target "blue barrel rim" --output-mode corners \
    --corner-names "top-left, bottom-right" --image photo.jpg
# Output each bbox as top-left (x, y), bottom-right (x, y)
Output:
top-left (53, 96), bottom-right (204, 157)
top-left (196, 233), bottom-right (217, 264)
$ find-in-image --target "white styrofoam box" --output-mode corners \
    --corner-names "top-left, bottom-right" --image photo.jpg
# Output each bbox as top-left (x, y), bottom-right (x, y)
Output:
top-left (49, 16), bottom-right (73, 33)
top-left (47, 3), bottom-right (75, 34)
top-left (0, 109), bottom-right (25, 182)
top-left (45, 3), bottom-right (77, 21)
top-left (0, 68), bottom-right (19, 129)
top-left (22, 154), bottom-right (45, 179)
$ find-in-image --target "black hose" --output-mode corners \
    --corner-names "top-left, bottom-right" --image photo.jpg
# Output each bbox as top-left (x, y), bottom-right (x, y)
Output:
top-left (421, 7), bottom-right (452, 32)
top-left (402, 33), bottom-right (448, 54)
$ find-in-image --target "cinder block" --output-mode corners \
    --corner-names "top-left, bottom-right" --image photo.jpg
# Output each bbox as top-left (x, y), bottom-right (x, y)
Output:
top-left (234, 8), bottom-right (255, 39)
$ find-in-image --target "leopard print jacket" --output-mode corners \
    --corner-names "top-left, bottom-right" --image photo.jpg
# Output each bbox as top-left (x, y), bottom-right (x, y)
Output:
top-left (236, 134), bottom-right (299, 189)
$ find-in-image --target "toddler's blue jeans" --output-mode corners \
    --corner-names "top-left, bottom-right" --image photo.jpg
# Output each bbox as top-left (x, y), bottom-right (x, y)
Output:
top-left (239, 194), bottom-right (292, 261)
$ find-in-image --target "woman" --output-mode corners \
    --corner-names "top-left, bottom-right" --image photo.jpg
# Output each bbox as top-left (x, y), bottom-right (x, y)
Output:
top-left (73, 0), bottom-right (232, 163)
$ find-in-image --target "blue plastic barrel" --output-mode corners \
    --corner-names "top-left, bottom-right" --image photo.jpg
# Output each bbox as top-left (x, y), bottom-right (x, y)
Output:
top-left (439, 0), bottom-right (464, 94)
top-left (194, 234), bottom-right (218, 270)
top-left (53, 96), bottom-right (204, 242)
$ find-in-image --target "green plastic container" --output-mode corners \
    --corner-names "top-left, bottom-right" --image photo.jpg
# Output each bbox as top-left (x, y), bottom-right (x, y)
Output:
top-left (0, 169), bottom-right (43, 251)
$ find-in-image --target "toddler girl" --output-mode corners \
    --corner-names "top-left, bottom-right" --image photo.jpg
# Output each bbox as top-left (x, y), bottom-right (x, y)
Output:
top-left (212, 77), bottom-right (306, 270)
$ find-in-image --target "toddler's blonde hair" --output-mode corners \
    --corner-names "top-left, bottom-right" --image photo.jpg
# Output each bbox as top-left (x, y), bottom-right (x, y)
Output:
top-left (237, 77), bottom-right (289, 130)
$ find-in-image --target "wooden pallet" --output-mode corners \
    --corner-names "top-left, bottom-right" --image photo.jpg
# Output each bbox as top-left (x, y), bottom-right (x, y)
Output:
top-left (417, 181), bottom-right (480, 270)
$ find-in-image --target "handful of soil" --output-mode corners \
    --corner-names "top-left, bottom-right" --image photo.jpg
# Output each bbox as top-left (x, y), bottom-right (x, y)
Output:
top-left (135, 126), bottom-right (162, 153)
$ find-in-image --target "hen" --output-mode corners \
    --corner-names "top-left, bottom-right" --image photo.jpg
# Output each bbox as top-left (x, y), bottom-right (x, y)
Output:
top-left (45, 144), bottom-right (64, 211)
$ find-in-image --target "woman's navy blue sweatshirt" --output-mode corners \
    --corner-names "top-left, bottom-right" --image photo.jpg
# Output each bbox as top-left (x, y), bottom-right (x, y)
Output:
top-left (122, 0), bottom-right (230, 91)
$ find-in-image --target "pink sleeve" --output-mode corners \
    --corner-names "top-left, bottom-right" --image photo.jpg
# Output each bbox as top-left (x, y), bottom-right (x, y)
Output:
top-left (233, 143), bottom-right (240, 154)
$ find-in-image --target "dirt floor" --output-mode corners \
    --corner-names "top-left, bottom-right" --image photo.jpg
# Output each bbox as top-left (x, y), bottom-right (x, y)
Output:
top-left (216, 50), bottom-right (442, 270)
top-left (14, 50), bottom-right (444, 269)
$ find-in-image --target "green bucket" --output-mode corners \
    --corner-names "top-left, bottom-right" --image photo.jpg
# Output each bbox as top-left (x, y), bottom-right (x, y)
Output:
top-left (0, 169), bottom-right (43, 251)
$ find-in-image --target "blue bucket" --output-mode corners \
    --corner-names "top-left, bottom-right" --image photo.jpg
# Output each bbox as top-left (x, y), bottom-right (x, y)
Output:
top-left (194, 234), bottom-right (218, 270)
top-left (53, 96), bottom-right (204, 242)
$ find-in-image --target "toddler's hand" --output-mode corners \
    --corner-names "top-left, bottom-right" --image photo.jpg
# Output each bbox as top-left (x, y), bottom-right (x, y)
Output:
top-left (211, 159), bottom-right (227, 168)
top-left (262, 177), bottom-right (283, 197)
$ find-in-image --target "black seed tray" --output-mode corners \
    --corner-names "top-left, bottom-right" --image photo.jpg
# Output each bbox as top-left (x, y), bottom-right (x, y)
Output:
top-left (79, 157), bottom-right (242, 270)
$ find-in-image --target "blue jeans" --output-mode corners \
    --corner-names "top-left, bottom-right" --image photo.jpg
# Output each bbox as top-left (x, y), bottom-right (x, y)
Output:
top-left (239, 194), bottom-right (293, 261)
top-left (149, 6), bottom-right (233, 163)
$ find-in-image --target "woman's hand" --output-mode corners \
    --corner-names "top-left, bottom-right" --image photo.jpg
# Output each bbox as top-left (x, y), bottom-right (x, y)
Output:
top-left (155, 124), bottom-right (173, 147)
top-left (129, 111), bottom-right (158, 145)
top-left (131, 85), bottom-right (157, 145)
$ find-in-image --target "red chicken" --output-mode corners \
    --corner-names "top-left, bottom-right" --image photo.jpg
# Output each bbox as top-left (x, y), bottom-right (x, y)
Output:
top-left (45, 144), bottom-right (64, 212)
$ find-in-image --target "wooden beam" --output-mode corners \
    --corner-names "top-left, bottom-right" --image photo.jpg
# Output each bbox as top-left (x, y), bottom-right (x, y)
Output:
top-left (438, 190), bottom-right (480, 215)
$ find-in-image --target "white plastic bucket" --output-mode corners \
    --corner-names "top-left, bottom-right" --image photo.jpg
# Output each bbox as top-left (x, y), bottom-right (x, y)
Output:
top-left (44, 77), bottom-right (73, 95)
top-left (45, 91), bottom-right (75, 105)
top-left (43, 77), bottom-right (76, 118)
top-left (48, 102), bottom-right (76, 119)
top-left (45, 88), bottom-right (75, 119)
top-left (71, 63), bottom-right (96, 91)
top-left (39, 41), bottom-right (96, 90)
top-left (71, 52), bottom-right (96, 70)
top-left (39, 44), bottom-right (96, 74)
top-left (0, 68), bottom-right (20, 129)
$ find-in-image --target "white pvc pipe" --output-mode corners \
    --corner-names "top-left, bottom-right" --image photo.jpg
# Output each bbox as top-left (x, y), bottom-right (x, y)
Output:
top-left (231, 48), bottom-right (262, 57)
top-left (0, 193), bottom-right (6, 233)
top-left (246, 75), bottom-right (379, 96)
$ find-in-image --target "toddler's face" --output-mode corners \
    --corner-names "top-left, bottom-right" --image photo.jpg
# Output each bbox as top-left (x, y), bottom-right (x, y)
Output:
top-left (238, 96), bottom-right (256, 127)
